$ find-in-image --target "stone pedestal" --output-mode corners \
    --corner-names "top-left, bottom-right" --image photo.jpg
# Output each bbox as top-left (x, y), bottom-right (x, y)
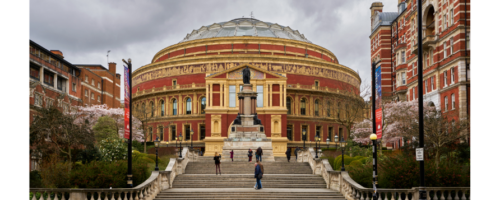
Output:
top-left (223, 83), bottom-right (274, 161)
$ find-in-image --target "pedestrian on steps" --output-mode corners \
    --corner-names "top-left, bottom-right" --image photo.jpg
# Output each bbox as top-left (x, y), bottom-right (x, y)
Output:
top-left (248, 149), bottom-right (253, 162)
top-left (214, 152), bottom-right (221, 175)
top-left (230, 150), bottom-right (234, 162)
top-left (294, 146), bottom-right (300, 161)
top-left (285, 147), bottom-right (291, 162)
top-left (254, 160), bottom-right (264, 190)
top-left (256, 147), bottom-right (263, 162)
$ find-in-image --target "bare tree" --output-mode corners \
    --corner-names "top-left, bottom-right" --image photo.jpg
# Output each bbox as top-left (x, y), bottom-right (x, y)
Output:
top-left (326, 80), bottom-right (371, 139)
top-left (134, 102), bottom-right (154, 153)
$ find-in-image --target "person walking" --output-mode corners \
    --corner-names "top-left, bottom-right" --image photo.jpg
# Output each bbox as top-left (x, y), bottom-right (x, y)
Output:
top-left (254, 160), bottom-right (263, 190)
top-left (285, 147), bottom-right (291, 162)
top-left (230, 150), bottom-right (234, 162)
top-left (294, 146), bottom-right (300, 161)
top-left (214, 152), bottom-right (221, 175)
top-left (248, 149), bottom-right (253, 162)
top-left (256, 147), bottom-right (263, 162)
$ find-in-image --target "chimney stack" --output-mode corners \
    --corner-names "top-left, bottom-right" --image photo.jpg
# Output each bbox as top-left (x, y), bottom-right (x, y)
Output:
top-left (109, 62), bottom-right (116, 75)
top-left (370, 2), bottom-right (384, 17)
top-left (50, 50), bottom-right (64, 59)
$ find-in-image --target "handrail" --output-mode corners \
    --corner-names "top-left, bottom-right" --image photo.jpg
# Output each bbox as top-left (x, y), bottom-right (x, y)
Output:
top-left (298, 148), bottom-right (470, 200)
top-left (29, 148), bottom-right (199, 200)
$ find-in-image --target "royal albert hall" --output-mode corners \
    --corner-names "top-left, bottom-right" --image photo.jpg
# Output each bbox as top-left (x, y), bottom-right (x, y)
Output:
top-left (131, 18), bottom-right (361, 156)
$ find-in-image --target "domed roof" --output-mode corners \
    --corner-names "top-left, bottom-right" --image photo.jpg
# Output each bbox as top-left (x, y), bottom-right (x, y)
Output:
top-left (179, 18), bottom-right (312, 44)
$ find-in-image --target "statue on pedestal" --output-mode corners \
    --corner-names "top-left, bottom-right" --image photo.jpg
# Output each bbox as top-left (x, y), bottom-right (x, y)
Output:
top-left (242, 66), bottom-right (251, 84)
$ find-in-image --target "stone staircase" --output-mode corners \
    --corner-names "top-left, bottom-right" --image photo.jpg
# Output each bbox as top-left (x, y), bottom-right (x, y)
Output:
top-left (154, 157), bottom-right (345, 199)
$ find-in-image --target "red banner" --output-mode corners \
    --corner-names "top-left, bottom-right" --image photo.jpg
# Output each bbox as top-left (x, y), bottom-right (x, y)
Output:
top-left (124, 65), bottom-right (130, 139)
top-left (376, 108), bottom-right (382, 139)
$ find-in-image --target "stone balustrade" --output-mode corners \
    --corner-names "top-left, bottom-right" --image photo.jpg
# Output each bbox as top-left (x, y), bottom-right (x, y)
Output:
top-left (30, 148), bottom-right (197, 200)
top-left (297, 148), bottom-right (471, 200)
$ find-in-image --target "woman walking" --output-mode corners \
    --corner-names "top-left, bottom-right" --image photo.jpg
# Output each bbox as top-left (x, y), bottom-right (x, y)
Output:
top-left (248, 149), bottom-right (253, 162)
top-left (214, 152), bottom-right (221, 175)
top-left (230, 150), bottom-right (234, 162)
top-left (285, 147), bottom-right (291, 162)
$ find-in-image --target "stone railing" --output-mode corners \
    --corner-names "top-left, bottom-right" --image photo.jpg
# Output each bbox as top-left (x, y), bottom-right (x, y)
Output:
top-left (30, 148), bottom-right (197, 200)
top-left (297, 148), bottom-right (471, 200)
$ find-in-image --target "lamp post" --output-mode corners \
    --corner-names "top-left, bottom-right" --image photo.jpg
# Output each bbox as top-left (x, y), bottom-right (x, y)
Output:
top-left (314, 135), bottom-right (320, 158)
top-left (154, 137), bottom-right (160, 171)
top-left (302, 130), bottom-right (306, 149)
top-left (326, 138), bottom-right (330, 150)
top-left (340, 139), bottom-right (346, 171)
top-left (190, 129), bottom-right (194, 148)
top-left (370, 133), bottom-right (379, 200)
top-left (178, 133), bottom-right (183, 158)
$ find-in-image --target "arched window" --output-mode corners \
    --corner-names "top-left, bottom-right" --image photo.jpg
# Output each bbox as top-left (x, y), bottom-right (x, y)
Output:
top-left (327, 101), bottom-right (331, 117)
top-left (286, 97), bottom-right (292, 115)
top-left (186, 98), bottom-right (192, 114)
top-left (300, 98), bottom-right (306, 115)
top-left (148, 127), bottom-right (153, 141)
top-left (337, 102), bottom-right (341, 118)
top-left (200, 97), bottom-right (206, 114)
top-left (150, 102), bottom-right (154, 117)
top-left (172, 99), bottom-right (177, 115)
top-left (314, 99), bottom-right (320, 116)
top-left (160, 100), bottom-right (165, 116)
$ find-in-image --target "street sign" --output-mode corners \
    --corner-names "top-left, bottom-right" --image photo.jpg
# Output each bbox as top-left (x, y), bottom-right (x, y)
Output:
top-left (416, 148), bottom-right (424, 161)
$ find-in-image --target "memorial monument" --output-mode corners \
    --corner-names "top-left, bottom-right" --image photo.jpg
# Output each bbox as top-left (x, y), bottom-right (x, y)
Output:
top-left (221, 66), bottom-right (275, 162)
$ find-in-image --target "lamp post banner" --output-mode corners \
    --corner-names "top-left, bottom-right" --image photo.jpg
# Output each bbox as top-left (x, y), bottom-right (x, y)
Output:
top-left (375, 65), bottom-right (383, 139)
top-left (124, 65), bottom-right (130, 139)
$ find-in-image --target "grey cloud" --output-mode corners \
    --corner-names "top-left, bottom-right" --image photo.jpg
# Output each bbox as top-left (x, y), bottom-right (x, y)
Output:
top-left (30, 0), bottom-right (399, 100)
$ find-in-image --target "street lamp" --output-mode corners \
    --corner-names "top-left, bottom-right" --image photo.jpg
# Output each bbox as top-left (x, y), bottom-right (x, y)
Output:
top-left (340, 139), bottom-right (347, 171)
top-left (326, 138), bottom-right (330, 150)
top-left (302, 130), bottom-right (306, 149)
top-left (314, 135), bottom-right (320, 158)
top-left (178, 133), bottom-right (183, 158)
top-left (190, 129), bottom-right (194, 148)
top-left (154, 137), bottom-right (160, 171)
top-left (370, 133), bottom-right (379, 200)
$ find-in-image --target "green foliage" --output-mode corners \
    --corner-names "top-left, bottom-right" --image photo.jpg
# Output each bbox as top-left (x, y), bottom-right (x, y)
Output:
top-left (99, 138), bottom-right (127, 162)
top-left (75, 145), bottom-right (101, 164)
top-left (70, 160), bottom-right (149, 188)
top-left (347, 161), bottom-right (373, 187)
top-left (30, 170), bottom-right (43, 188)
top-left (93, 116), bottom-right (118, 142)
top-left (333, 155), bottom-right (357, 170)
top-left (39, 154), bottom-right (72, 188)
top-left (132, 140), bottom-right (143, 151)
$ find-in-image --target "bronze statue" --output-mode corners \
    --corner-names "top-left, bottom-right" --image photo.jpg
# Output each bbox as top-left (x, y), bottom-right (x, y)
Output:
top-left (242, 66), bottom-right (250, 84)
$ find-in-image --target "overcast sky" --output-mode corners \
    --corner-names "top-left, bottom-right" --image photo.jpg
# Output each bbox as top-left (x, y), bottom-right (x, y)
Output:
top-left (30, 0), bottom-right (398, 100)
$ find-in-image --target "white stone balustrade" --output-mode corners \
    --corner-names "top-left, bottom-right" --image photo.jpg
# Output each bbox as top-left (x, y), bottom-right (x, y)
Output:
top-left (30, 148), bottom-right (197, 200)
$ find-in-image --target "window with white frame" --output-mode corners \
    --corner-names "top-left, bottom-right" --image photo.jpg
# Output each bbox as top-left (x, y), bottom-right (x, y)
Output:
top-left (91, 93), bottom-right (94, 100)
top-left (401, 51), bottom-right (406, 63)
top-left (257, 85), bottom-right (264, 107)
top-left (98, 82), bottom-right (101, 89)
top-left (397, 74), bottom-right (401, 86)
top-left (450, 38), bottom-right (453, 54)
top-left (450, 9), bottom-right (454, 26)
top-left (451, 94), bottom-right (455, 109)
top-left (444, 71), bottom-right (448, 86)
top-left (72, 83), bottom-right (76, 92)
top-left (97, 95), bottom-right (100, 102)
top-left (85, 89), bottom-right (88, 97)
top-left (431, 76), bottom-right (435, 90)
top-left (413, 88), bottom-right (415, 100)
top-left (85, 75), bottom-right (88, 82)
top-left (91, 79), bottom-right (95, 86)
top-left (425, 80), bottom-right (428, 93)
top-left (444, 96), bottom-right (448, 111)
top-left (229, 85), bottom-right (236, 107)
top-left (443, 15), bottom-right (447, 30)
top-left (451, 68), bottom-right (455, 83)
top-left (402, 72), bottom-right (406, 85)
top-left (396, 53), bottom-right (399, 65)
top-left (430, 49), bottom-right (434, 65)
top-left (444, 42), bottom-right (447, 58)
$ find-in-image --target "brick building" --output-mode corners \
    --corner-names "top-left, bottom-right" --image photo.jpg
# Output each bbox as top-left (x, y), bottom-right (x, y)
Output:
top-left (131, 18), bottom-right (362, 157)
top-left (369, 0), bottom-right (470, 146)
top-left (29, 40), bottom-right (121, 170)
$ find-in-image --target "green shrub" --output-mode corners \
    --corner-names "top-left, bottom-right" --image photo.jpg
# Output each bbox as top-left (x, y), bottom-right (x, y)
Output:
top-left (347, 160), bottom-right (373, 188)
top-left (99, 138), bottom-right (127, 162)
top-left (333, 155), bottom-right (353, 170)
top-left (30, 170), bottom-right (43, 188)
top-left (70, 160), bottom-right (149, 188)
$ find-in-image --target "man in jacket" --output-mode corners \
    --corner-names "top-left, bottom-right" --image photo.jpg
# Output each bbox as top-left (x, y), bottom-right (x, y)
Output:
top-left (254, 160), bottom-right (263, 189)
top-left (294, 146), bottom-right (300, 161)
top-left (256, 147), bottom-right (263, 162)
